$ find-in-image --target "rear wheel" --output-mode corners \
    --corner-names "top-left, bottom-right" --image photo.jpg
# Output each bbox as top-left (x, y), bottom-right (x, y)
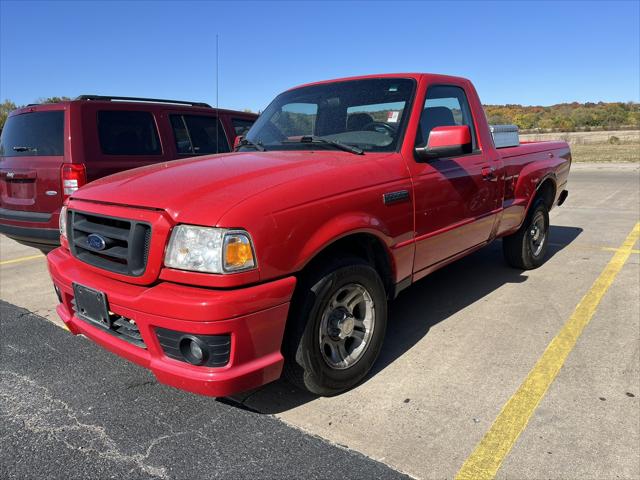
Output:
top-left (283, 257), bottom-right (387, 396)
top-left (503, 198), bottom-right (549, 269)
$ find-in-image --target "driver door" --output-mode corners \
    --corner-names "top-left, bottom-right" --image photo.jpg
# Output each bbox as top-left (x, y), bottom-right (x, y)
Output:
top-left (411, 84), bottom-right (500, 276)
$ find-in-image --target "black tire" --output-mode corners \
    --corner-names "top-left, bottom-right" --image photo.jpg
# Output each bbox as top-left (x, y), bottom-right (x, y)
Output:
top-left (283, 257), bottom-right (388, 396)
top-left (503, 198), bottom-right (550, 269)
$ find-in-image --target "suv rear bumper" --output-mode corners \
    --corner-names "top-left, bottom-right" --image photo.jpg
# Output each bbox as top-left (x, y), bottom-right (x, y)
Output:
top-left (0, 223), bottom-right (59, 248)
top-left (0, 208), bottom-right (60, 250)
top-left (47, 247), bottom-right (297, 397)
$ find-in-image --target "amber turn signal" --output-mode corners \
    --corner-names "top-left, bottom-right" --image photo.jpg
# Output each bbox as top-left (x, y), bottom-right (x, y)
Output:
top-left (223, 233), bottom-right (256, 271)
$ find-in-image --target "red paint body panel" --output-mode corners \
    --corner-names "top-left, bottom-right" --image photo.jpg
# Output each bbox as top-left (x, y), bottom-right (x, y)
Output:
top-left (48, 247), bottom-right (295, 397)
top-left (427, 125), bottom-right (471, 148)
top-left (46, 73), bottom-right (571, 396)
top-left (0, 100), bottom-right (257, 250)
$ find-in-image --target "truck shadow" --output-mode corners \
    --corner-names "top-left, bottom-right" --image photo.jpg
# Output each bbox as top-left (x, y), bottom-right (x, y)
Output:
top-left (224, 224), bottom-right (583, 414)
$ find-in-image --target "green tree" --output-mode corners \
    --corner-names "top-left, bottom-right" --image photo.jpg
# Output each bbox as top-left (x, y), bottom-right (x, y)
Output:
top-left (483, 101), bottom-right (639, 132)
top-left (0, 99), bottom-right (18, 133)
top-left (37, 96), bottom-right (72, 104)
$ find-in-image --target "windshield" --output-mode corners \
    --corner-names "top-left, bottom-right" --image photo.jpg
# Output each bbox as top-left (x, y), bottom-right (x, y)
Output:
top-left (244, 78), bottom-right (415, 152)
top-left (0, 110), bottom-right (65, 157)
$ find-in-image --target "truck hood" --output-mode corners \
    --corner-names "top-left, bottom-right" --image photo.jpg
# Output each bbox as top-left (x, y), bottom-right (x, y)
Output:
top-left (71, 151), bottom-right (364, 225)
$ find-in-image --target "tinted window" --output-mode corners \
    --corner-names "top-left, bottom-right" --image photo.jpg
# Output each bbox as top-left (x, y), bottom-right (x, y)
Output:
top-left (170, 115), bottom-right (229, 155)
top-left (416, 85), bottom-right (477, 149)
top-left (98, 111), bottom-right (161, 155)
top-left (231, 118), bottom-right (255, 137)
top-left (245, 78), bottom-right (415, 152)
top-left (0, 111), bottom-right (64, 157)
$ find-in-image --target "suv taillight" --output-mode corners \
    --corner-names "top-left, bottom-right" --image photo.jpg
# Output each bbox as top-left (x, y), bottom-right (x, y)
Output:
top-left (61, 164), bottom-right (86, 197)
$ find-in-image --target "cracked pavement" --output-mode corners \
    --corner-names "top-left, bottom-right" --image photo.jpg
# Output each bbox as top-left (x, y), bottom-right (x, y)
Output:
top-left (0, 302), bottom-right (409, 480)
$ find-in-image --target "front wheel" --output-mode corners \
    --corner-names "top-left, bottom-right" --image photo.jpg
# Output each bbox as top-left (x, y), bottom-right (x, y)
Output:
top-left (283, 258), bottom-right (388, 396)
top-left (503, 198), bottom-right (550, 269)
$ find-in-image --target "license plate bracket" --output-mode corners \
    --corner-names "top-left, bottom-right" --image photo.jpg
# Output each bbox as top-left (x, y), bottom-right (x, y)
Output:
top-left (73, 283), bottom-right (111, 328)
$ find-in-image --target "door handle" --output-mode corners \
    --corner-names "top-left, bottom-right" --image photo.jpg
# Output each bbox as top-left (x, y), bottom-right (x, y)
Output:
top-left (481, 166), bottom-right (497, 182)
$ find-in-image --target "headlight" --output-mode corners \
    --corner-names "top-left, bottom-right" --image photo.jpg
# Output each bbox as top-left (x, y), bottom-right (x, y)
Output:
top-left (164, 225), bottom-right (256, 274)
top-left (59, 206), bottom-right (68, 238)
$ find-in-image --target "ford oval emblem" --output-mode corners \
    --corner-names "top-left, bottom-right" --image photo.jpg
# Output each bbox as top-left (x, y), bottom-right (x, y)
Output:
top-left (87, 233), bottom-right (107, 251)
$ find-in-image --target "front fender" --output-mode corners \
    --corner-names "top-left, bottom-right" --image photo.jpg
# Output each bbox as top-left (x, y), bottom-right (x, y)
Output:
top-left (294, 211), bottom-right (395, 271)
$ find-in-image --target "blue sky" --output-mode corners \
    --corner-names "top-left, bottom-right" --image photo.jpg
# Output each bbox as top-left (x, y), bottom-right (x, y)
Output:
top-left (1, 1), bottom-right (638, 111)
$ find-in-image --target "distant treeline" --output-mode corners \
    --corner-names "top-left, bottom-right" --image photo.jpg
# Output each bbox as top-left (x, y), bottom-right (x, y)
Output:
top-left (2, 98), bottom-right (639, 135)
top-left (484, 102), bottom-right (640, 132)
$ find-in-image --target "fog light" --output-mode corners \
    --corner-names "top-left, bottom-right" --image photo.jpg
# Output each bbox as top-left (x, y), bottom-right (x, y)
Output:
top-left (190, 341), bottom-right (203, 360)
top-left (179, 336), bottom-right (208, 365)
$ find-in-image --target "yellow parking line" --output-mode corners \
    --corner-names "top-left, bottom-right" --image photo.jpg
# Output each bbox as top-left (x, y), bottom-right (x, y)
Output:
top-left (455, 222), bottom-right (640, 480)
top-left (0, 254), bottom-right (44, 266)
top-left (602, 246), bottom-right (640, 254)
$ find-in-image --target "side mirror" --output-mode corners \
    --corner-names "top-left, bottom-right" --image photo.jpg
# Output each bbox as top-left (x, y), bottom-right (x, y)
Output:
top-left (233, 135), bottom-right (244, 151)
top-left (415, 125), bottom-right (472, 161)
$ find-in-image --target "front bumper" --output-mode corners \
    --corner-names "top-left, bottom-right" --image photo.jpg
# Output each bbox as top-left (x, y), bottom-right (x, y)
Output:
top-left (47, 247), bottom-right (297, 397)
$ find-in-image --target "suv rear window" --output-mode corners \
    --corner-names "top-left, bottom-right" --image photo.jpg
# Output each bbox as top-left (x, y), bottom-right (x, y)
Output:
top-left (97, 111), bottom-right (161, 155)
top-left (0, 111), bottom-right (65, 157)
top-left (170, 115), bottom-right (230, 155)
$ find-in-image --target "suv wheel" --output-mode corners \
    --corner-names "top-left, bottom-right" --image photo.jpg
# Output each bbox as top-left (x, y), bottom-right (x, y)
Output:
top-left (503, 198), bottom-right (550, 269)
top-left (283, 257), bottom-right (387, 396)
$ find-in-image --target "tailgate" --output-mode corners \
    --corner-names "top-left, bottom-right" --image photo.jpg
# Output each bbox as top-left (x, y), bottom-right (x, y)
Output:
top-left (0, 110), bottom-right (65, 214)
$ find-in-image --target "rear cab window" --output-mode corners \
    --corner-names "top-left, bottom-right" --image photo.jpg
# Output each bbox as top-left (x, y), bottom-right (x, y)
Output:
top-left (97, 111), bottom-right (161, 155)
top-left (346, 101), bottom-right (407, 133)
top-left (0, 111), bottom-right (65, 157)
top-left (169, 115), bottom-right (230, 155)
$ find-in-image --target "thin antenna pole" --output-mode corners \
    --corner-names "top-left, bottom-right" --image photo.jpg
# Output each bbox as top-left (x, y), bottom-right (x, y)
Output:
top-left (216, 34), bottom-right (219, 153)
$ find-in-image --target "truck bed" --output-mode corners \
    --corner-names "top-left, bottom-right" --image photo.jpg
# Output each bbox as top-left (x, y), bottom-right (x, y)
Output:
top-left (499, 140), bottom-right (570, 159)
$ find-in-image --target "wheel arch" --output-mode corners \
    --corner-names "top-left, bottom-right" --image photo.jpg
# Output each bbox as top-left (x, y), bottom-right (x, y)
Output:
top-left (534, 175), bottom-right (557, 211)
top-left (297, 228), bottom-right (397, 299)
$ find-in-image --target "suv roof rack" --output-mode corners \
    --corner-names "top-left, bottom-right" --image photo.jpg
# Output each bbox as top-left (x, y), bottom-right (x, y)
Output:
top-left (76, 95), bottom-right (212, 108)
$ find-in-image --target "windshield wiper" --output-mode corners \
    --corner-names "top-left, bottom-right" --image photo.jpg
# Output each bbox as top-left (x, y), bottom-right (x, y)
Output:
top-left (13, 146), bottom-right (37, 152)
top-left (284, 136), bottom-right (364, 155)
top-left (235, 138), bottom-right (266, 152)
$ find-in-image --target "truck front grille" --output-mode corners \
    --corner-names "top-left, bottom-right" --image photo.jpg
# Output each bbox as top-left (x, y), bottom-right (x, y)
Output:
top-left (68, 210), bottom-right (151, 276)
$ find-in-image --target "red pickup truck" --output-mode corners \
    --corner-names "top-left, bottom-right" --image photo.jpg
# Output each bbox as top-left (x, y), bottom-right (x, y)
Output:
top-left (47, 74), bottom-right (571, 397)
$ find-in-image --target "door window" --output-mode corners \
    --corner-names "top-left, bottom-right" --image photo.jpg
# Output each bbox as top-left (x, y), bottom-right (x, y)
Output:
top-left (416, 85), bottom-right (477, 150)
top-left (170, 115), bottom-right (230, 155)
top-left (97, 111), bottom-right (161, 155)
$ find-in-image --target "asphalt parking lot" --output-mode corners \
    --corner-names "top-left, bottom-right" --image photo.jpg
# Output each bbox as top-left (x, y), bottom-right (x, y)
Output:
top-left (1, 163), bottom-right (639, 479)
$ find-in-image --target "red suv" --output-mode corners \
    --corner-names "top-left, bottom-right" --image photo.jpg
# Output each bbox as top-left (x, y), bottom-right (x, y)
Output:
top-left (0, 96), bottom-right (257, 252)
